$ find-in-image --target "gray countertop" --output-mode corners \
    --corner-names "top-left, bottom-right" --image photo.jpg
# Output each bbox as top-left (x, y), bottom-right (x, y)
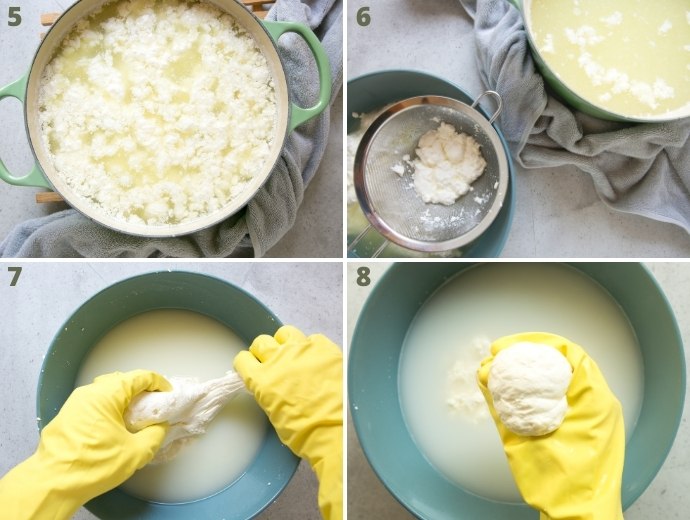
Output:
top-left (0, 261), bottom-right (343, 519)
top-left (0, 1), bottom-right (342, 259)
top-left (346, 0), bottom-right (690, 257)
top-left (346, 262), bottom-right (690, 519)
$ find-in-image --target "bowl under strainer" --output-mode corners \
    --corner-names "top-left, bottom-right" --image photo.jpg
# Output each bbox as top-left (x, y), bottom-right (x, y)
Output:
top-left (350, 94), bottom-right (509, 254)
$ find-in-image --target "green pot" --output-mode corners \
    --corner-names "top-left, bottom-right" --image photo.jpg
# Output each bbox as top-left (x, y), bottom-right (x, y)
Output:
top-left (349, 262), bottom-right (685, 519)
top-left (0, 0), bottom-right (331, 237)
top-left (38, 271), bottom-right (299, 520)
top-left (508, 0), bottom-right (690, 122)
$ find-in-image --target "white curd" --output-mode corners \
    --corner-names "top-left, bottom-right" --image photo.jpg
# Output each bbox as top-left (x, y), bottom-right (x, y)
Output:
top-left (530, 0), bottom-right (690, 118)
top-left (39, 0), bottom-right (277, 226)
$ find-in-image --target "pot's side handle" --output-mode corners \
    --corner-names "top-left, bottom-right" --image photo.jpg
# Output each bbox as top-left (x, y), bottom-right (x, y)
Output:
top-left (263, 20), bottom-right (331, 132)
top-left (0, 73), bottom-right (51, 188)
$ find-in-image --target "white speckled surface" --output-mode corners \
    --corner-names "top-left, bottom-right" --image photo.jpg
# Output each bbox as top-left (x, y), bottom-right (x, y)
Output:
top-left (0, 261), bottom-right (343, 520)
top-left (346, 262), bottom-right (690, 519)
top-left (346, 0), bottom-right (690, 257)
top-left (0, 1), bottom-right (342, 259)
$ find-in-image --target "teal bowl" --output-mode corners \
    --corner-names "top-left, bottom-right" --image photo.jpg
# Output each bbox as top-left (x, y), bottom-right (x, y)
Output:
top-left (37, 271), bottom-right (299, 520)
top-left (349, 263), bottom-right (685, 519)
top-left (347, 70), bottom-right (515, 258)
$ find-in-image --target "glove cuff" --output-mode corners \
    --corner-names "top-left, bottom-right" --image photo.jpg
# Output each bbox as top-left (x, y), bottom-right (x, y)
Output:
top-left (0, 452), bottom-right (84, 519)
top-left (309, 426), bottom-right (343, 520)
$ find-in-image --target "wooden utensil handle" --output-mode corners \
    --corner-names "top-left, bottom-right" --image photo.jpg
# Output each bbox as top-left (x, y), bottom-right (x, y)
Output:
top-left (36, 192), bottom-right (64, 203)
top-left (40, 13), bottom-right (60, 26)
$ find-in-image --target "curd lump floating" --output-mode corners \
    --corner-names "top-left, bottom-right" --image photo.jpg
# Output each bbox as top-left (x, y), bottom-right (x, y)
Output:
top-left (530, 0), bottom-right (690, 118)
top-left (38, 0), bottom-right (277, 226)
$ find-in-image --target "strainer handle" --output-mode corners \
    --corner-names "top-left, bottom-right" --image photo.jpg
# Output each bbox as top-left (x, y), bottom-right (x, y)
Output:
top-left (471, 91), bottom-right (503, 125)
top-left (371, 240), bottom-right (388, 258)
top-left (347, 225), bottom-right (371, 254)
top-left (347, 224), bottom-right (389, 258)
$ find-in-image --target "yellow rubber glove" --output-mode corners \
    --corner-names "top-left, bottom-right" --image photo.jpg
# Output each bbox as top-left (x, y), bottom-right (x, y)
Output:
top-left (234, 326), bottom-right (343, 520)
top-left (0, 370), bottom-right (171, 520)
top-left (477, 332), bottom-right (625, 520)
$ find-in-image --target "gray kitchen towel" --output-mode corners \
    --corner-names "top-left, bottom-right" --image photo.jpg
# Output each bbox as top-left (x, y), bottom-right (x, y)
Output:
top-left (460, 0), bottom-right (690, 233)
top-left (0, 0), bottom-right (342, 258)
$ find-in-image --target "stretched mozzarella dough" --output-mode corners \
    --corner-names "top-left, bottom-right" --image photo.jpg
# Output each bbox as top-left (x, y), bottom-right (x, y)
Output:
top-left (488, 342), bottom-right (572, 436)
top-left (125, 370), bottom-right (245, 463)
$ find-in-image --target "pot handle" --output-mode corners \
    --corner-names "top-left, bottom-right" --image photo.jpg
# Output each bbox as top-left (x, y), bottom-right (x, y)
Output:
top-left (0, 73), bottom-right (51, 188)
top-left (262, 20), bottom-right (331, 132)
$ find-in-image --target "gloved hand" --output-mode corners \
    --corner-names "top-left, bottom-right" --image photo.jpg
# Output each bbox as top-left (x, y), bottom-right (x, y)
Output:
top-left (234, 325), bottom-right (343, 520)
top-left (477, 332), bottom-right (625, 520)
top-left (0, 369), bottom-right (171, 520)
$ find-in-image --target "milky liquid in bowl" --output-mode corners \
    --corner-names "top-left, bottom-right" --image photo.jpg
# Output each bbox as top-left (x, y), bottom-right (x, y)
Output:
top-left (399, 263), bottom-right (644, 503)
top-left (75, 309), bottom-right (267, 503)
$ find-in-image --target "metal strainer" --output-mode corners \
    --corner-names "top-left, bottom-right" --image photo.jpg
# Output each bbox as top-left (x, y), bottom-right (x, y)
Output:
top-left (347, 93), bottom-right (509, 257)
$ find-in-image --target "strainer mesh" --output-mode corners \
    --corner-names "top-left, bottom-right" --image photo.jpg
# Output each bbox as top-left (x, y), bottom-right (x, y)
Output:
top-left (361, 104), bottom-right (501, 244)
